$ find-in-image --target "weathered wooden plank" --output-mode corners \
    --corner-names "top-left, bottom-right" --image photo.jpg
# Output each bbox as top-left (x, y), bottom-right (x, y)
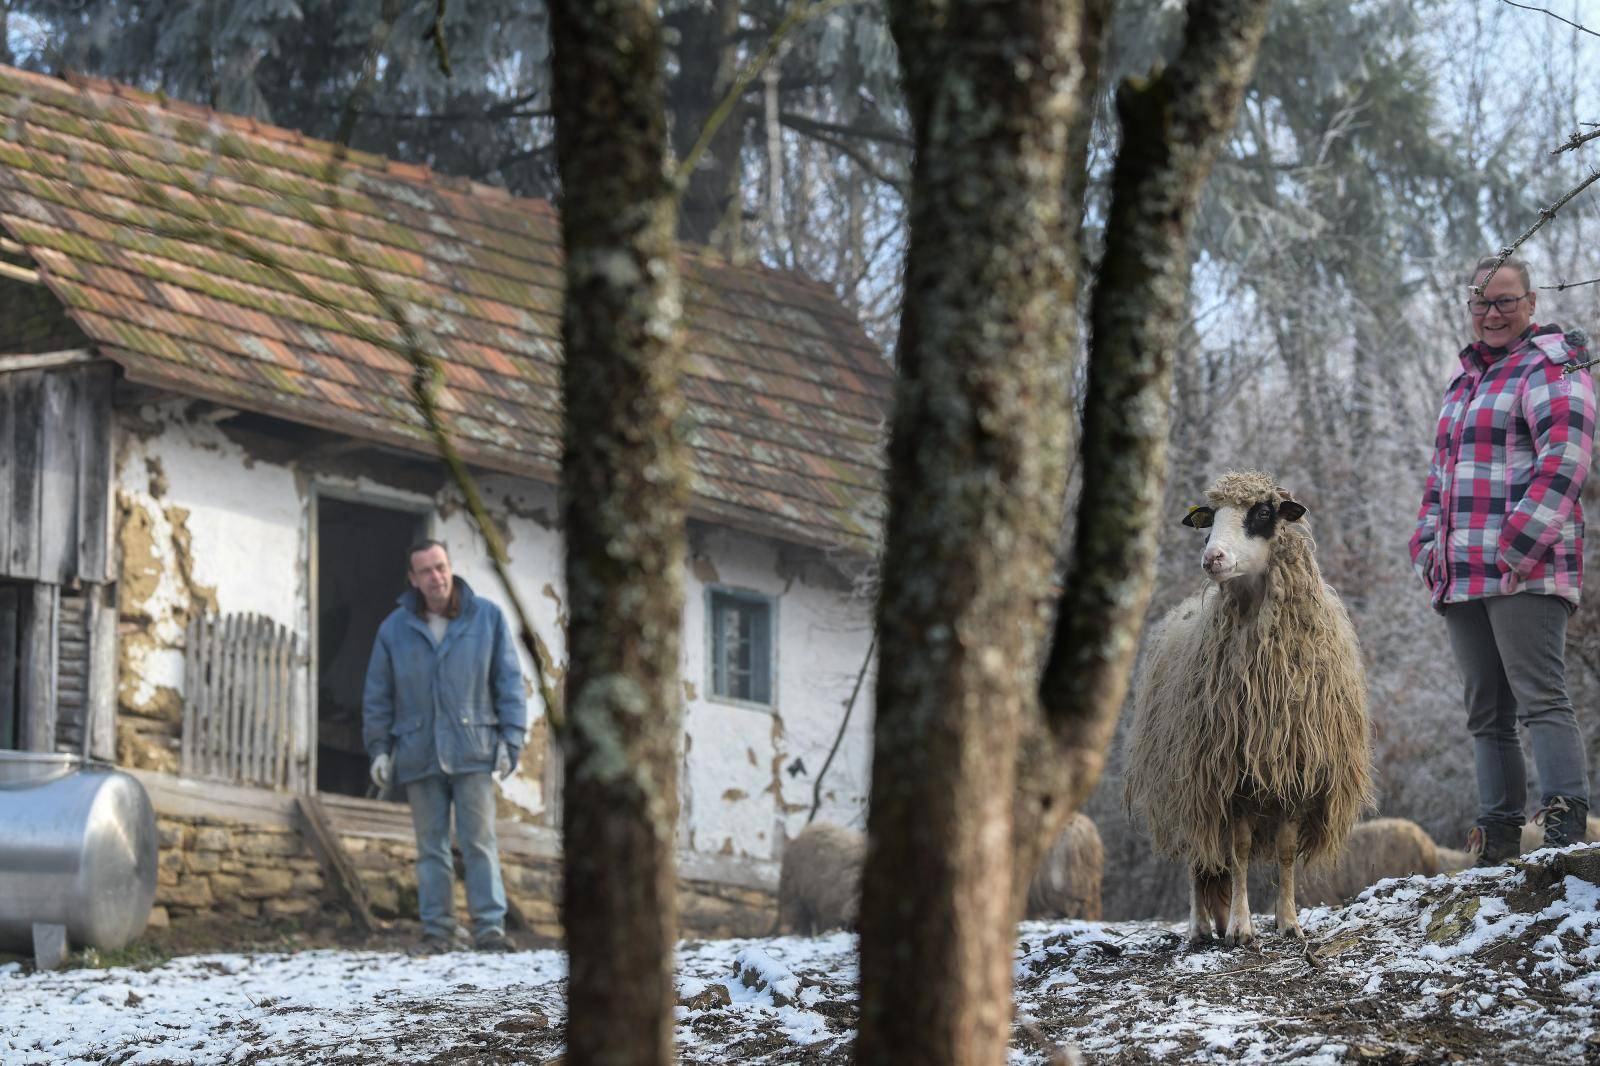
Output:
top-left (223, 614), bottom-right (241, 782)
top-left (74, 366), bottom-right (113, 584)
top-left (181, 614), bottom-right (198, 776)
top-left (19, 582), bottom-right (55, 752)
top-left (251, 616), bottom-right (268, 785)
top-left (295, 794), bottom-right (377, 936)
top-left (0, 380), bottom-right (14, 570)
top-left (201, 614), bottom-right (218, 778)
top-left (88, 585), bottom-right (115, 760)
top-left (270, 624), bottom-right (288, 789)
top-left (127, 768), bottom-right (298, 829)
top-left (9, 373), bottom-right (43, 580)
top-left (35, 369), bottom-right (77, 585)
top-left (0, 584), bottom-right (19, 749)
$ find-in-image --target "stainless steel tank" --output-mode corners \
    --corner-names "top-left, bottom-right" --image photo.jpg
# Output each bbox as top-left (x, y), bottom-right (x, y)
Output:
top-left (0, 752), bottom-right (159, 953)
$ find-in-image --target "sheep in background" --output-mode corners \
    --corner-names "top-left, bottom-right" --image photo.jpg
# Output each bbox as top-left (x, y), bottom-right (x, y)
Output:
top-left (778, 816), bottom-right (1105, 933)
top-left (777, 822), bottom-right (864, 935)
top-left (1125, 471), bottom-right (1375, 946)
top-left (1296, 817), bottom-right (1440, 907)
top-left (1025, 812), bottom-right (1104, 921)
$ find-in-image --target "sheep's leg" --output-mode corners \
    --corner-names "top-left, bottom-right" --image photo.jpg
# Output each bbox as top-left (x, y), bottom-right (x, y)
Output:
top-left (1273, 817), bottom-right (1304, 940)
top-left (1224, 815), bottom-right (1255, 947)
top-left (1187, 866), bottom-right (1227, 944)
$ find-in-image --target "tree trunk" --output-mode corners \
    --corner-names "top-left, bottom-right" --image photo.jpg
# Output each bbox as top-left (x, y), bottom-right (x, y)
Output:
top-left (668, 0), bottom-right (744, 249)
top-left (547, 3), bottom-right (689, 1064)
top-left (1012, 0), bottom-right (1276, 916)
top-left (853, 2), bottom-right (1084, 1063)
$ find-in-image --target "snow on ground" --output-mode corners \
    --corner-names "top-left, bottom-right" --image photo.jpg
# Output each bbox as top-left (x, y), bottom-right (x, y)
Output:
top-left (6, 849), bottom-right (1600, 1064)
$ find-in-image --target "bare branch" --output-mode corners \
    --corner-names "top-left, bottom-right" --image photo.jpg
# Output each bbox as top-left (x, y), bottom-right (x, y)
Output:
top-left (1497, 0), bottom-right (1600, 39)
top-left (1551, 125), bottom-right (1600, 156)
top-left (1474, 168), bottom-right (1600, 293)
top-left (1542, 276), bottom-right (1600, 291)
top-left (778, 110), bottom-right (913, 148)
top-left (780, 115), bottom-right (909, 191)
top-left (807, 630), bottom-right (876, 825)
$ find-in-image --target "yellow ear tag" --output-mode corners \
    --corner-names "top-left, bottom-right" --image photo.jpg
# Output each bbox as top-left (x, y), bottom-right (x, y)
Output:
top-left (1185, 505), bottom-right (1213, 529)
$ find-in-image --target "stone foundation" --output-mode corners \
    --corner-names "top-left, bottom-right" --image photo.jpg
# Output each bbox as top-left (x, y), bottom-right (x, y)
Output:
top-left (151, 807), bottom-right (776, 942)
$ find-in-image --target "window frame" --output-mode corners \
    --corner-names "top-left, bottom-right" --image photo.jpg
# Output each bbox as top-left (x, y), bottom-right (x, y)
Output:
top-left (704, 585), bottom-right (778, 711)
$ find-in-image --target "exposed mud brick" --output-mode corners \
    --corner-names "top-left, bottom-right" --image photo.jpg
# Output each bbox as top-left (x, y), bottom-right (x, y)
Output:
top-left (209, 873), bottom-right (242, 903)
top-left (291, 871), bottom-right (325, 893)
top-left (239, 831), bottom-right (303, 858)
top-left (156, 877), bottom-right (213, 909)
top-left (263, 897), bottom-right (319, 918)
top-left (145, 906), bottom-right (170, 930)
top-left (182, 851), bottom-right (221, 874)
top-left (238, 868), bottom-right (295, 899)
top-left (194, 827), bottom-right (232, 852)
top-left (156, 820), bottom-right (191, 849)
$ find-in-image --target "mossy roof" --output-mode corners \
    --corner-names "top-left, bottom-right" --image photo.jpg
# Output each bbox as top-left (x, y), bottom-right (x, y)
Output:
top-left (0, 65), bottom-right (891, 553)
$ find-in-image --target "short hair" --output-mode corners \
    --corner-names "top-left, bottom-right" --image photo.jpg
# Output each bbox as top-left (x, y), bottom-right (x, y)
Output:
top-left (407, 538), bottom-right (449, 570)
top-left (1471, 255), bottom-right (1532, 292)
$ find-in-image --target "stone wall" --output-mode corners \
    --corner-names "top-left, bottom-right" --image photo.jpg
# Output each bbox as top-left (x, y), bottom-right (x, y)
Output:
top-left (151, 810), bottom-right (776, 942)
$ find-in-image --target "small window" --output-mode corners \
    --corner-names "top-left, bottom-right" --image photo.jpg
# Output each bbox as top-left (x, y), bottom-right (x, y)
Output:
top-left (709, 589), bottom-right (774, 706)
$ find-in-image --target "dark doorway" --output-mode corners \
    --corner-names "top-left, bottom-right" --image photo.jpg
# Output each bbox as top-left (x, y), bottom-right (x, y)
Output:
top-left (316, 496), bottom-right (425, 798)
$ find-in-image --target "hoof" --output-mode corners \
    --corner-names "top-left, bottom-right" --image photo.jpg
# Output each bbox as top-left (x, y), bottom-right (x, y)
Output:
top-left (1225, 921), bottom-right (1254, 947)
top-left (1276, 917), bottom-right (1305, 941)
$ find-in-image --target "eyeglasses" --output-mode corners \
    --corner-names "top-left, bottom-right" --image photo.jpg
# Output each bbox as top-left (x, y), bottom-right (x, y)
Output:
top-left (1467, 294), bottom-right (1530, 316)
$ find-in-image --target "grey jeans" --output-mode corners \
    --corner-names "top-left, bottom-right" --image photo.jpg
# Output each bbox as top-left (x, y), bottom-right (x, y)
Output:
top-left (407, 772), bottom-right (507, 940)
top-left (1444, 593), bottom-right (1591, 828)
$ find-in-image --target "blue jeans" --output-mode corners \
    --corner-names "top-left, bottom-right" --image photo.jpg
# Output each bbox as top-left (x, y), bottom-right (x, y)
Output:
top-left (1444, 594), bottom-right (1591, 828)
top-left (406, 772), bottom-right (507, 939)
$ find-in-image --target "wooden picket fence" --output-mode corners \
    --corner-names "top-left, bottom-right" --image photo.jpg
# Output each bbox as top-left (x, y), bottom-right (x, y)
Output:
top-left (181, 613), bottom-right (302, 789)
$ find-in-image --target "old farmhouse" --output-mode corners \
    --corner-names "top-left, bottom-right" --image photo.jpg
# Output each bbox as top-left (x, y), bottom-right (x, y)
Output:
top-left (0, 64), bottom-right (888, 938)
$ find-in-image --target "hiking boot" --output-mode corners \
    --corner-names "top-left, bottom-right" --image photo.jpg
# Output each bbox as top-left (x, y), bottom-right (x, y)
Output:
top-left (1533, 796), bottom-right (1590, 849)
top-left (1466, 822), bottom-right (1521, 867)
top-left (411, 929), bottom-right (471, 956)
top-left (474, 929), bottom-right (515, 953)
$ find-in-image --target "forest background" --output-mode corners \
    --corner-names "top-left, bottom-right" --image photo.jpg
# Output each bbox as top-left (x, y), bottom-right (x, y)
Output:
top-left (12, 0), bottom-right (1600, 920)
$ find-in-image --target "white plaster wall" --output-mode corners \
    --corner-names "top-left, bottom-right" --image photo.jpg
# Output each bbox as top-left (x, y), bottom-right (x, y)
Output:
top-left (114, 404), bottom-right (878, 859)
top-left (114, 404), bottom-right (307, 722)
top-left (681, 528), bottom-right (875, 861)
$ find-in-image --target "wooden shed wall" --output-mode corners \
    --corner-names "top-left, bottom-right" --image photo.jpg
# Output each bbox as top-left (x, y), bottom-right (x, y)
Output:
top-left (0, 361), bottom-right (113, 585)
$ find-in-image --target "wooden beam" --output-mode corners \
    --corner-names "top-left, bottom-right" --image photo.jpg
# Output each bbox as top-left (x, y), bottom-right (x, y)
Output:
top-left (295, 793), bottom-right (378, 936)
top-left (0, 260), bottom-right (39, 285)
top-left (0, 350), bottom-right (95, 374)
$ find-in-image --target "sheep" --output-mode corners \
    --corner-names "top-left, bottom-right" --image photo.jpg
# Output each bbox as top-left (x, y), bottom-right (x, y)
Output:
top-left (1124, 471), bottom-right (1375, 946)
top-left (1025, 812), bottom-right (1104, 921)
top-left (1295, 817), bottom-right (1441, 907)
top-left (778, 815), bottom-right (1104, 934)
top-left (777, 822), bottom-right (864, 934)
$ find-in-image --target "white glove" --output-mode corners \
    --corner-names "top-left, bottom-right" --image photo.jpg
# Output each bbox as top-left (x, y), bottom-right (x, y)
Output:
top-left (370, 752), bottom-right (392, 790)
top-left (494, 741), bottom-right (515, 781)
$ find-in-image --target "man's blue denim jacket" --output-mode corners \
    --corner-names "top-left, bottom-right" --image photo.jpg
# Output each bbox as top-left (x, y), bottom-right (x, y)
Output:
top-left (361, 577), bottom-right (527, 786)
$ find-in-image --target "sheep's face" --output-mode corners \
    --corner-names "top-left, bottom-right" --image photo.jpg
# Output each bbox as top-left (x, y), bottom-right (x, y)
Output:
top-left (1182, 496), bottom-right (1307, 585)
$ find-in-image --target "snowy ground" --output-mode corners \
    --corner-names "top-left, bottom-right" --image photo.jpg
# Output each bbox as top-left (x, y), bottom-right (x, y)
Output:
top-left (5, 847), bottom-right (1600, 1064)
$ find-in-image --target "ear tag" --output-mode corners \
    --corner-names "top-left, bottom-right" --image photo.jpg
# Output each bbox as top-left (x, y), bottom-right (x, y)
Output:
top-left (1183, 505), bottom-right (1214, 529)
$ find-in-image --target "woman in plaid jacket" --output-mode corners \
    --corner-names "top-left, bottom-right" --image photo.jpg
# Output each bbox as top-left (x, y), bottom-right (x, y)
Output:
top-left (1411, 255), bottom-right (1594, 865)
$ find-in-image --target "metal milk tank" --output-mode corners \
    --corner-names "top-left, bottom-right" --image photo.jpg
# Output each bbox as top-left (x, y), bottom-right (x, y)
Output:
top-left (0, 752), bottom-right (158, 953)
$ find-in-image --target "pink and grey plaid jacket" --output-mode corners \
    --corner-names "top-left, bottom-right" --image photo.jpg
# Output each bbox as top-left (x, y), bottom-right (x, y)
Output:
top-left (1411, 324), bottom-right (1596, 611)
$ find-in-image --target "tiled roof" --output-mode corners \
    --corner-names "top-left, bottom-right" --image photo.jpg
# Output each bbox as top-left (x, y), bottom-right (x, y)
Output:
top-left (0, 65), bottom-right (891, 553)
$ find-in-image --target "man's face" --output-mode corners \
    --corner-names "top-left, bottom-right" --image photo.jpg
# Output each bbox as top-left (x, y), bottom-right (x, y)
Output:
top-left (1470, 267), bottom-right (1536, 347)
top-left (408, 545), bottom-right (453, 612)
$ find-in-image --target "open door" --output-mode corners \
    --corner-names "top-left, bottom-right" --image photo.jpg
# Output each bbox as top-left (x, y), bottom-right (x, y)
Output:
top-left (315, 496), bottom-right (426, 798)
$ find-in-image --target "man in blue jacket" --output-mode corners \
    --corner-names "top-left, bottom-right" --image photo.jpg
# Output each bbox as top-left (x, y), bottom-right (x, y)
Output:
top-left (362, 539), bottom-right (527, 952)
